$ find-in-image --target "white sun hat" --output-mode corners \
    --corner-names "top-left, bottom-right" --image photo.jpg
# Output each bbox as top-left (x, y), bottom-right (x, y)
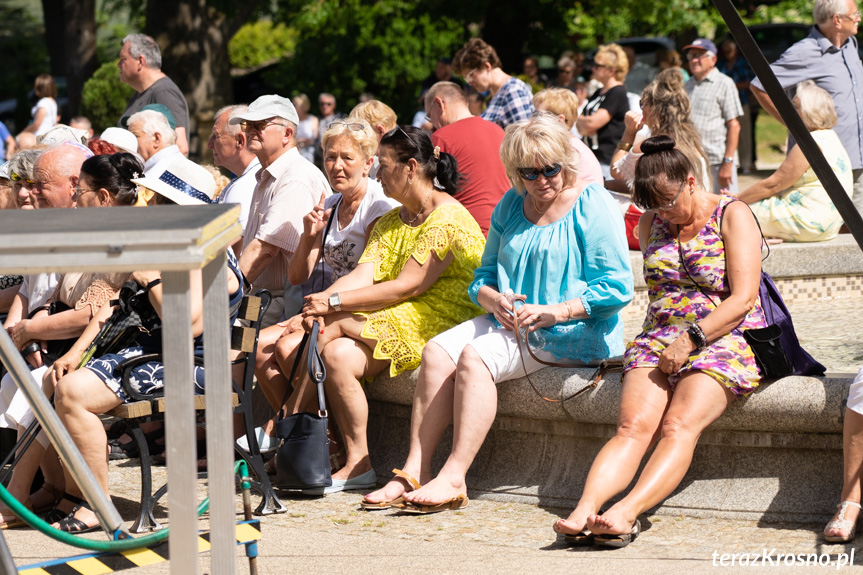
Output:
top-left (131, 157), bottom-right (216, 205)
top-left (100, 127), bottom-right (139, 154)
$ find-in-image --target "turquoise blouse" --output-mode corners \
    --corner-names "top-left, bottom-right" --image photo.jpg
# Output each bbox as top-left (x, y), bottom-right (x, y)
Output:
top-left (468, 184), bottom-right (634, 362)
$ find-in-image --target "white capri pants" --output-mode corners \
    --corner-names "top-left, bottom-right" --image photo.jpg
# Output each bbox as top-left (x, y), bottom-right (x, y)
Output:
top-left (847, 366), bottom-right (863, 415)
top-left (429, 315), bottom-right (557, 383)
top-left (0, 366), bottom-right (50, 446)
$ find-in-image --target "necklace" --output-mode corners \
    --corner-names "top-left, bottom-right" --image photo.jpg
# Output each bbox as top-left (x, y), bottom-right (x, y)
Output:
top-left (532, 194), bottom-right (552, 214)
top-left (407, 188), bottom-right (434, 225)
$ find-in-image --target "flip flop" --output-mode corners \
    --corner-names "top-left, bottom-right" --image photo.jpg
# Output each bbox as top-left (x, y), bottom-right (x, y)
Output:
top-left (400, 494), bottom-right (469, 515)
top-left (563, 529), bottom-right (594, 546)
top-left (595, 519), bottom-right (641, 548)
top-left (360, 468), bottom-right (420, 511)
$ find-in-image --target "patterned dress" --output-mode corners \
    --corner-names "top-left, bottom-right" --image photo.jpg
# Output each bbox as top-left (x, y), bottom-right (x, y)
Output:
top-left (85, 248), bottom-right (244, 401)
top-left (624, 195), bottom-right (767, 395)
top-left (356, 203), bottom-right (485, 376)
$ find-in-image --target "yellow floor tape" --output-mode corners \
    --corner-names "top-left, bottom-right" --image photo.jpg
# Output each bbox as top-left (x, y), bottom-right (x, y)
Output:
top-left (17, 520), bottom-right (260, 574)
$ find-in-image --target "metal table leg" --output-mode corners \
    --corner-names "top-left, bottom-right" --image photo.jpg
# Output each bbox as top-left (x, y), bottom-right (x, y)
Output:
top-left (161, 271), bottom-right (200, 575)
top-left (202, 254), bottom-right (237, 575)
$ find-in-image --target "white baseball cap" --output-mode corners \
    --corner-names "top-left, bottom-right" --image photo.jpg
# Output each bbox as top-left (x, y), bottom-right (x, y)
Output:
top-left (228, 95), bottom-right (299, 126)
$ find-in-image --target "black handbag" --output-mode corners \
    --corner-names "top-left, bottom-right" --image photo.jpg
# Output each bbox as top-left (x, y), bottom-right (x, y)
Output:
top-left (274, 320), bottom-right (332, 490)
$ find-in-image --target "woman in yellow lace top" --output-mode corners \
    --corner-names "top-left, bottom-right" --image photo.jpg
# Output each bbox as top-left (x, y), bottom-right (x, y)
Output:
top-left (298, 125), bottom-right (485, 495)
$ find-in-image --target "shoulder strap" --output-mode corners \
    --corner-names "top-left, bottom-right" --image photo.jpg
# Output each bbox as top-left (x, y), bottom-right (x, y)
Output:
top-left (316, 195), bottom-right (341, 292)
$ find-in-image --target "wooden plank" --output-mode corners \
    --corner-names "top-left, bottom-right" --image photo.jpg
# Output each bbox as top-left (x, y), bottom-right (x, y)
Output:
top-left (237, 296), bottom-right (261, 323)
top-left (154, 394), bottom-right (239, 414)
top-left (106, 402), bottom-right (153, 419)
top-left (231, 326), bottom-right (257, 354)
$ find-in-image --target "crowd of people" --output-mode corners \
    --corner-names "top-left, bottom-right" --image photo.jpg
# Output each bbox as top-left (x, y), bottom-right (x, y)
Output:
top-left (1, 0), bottom-right (863, 546)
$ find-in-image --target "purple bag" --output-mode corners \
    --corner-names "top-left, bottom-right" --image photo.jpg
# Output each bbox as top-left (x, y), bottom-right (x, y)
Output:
top-left (757, 270), bottom-right (825, 376)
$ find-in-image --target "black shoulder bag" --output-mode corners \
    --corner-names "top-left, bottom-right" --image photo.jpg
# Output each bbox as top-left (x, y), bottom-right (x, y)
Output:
top-left (273, 320), bottom-right (332, 490)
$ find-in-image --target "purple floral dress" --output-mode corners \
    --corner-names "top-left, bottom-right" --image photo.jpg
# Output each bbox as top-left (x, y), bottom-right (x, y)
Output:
top-left (623, 195), bottom-right (766, 395)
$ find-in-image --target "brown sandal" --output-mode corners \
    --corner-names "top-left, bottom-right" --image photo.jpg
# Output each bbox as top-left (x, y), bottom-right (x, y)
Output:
top-left (401, 494), bottom-right (469, 514)
top-left (360, 468), bottom-right (420, 511)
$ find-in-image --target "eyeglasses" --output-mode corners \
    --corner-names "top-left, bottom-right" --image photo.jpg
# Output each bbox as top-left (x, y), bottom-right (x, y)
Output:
top-left (239, 120), bottom-right (286, 133)
top-left (517, 164), bottom-right (562, 181)
top-left (656, 180), bottom-right (686, 211)
top-left (9, 172), bottom-right (35, 185)
top-left (686, 51), bottom-right (712, 61)
top-left (385, 125), bottom-right (418, 149)
top-left (330, 121), bottom-right (365, 131)
top-left (840, 11), bottom-right (861, 20)
top-left (73, 186), bottom-right (98, 201)
top-left (464, 67), bottom-right (480, 83)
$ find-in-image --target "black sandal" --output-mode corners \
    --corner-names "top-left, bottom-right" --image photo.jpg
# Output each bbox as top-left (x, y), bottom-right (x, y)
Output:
top-left (42, 492), bottom-right (85, 525)
top-left (57, 502), bottom-right (100, 534)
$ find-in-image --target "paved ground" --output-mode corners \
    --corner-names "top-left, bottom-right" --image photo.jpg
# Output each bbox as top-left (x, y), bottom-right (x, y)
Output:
top-left (3, 460), bottom-right (863, 574)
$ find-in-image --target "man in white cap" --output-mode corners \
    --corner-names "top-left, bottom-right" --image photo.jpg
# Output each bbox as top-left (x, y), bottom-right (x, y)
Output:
top-left (683, 38), bottom-right (743, 194)
top-left (229, 94), bottom-right (330, 327)
top-left (208, 104), bottom-right (260, 253)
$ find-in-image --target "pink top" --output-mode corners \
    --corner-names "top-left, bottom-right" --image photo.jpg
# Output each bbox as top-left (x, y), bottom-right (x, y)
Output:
top-left (570, 135), bottom-right (603, 185)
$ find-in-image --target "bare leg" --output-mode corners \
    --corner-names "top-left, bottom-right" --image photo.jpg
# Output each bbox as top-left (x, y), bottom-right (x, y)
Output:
top-left (588, 371), bottom-right (734, 536)
top-left (254, 324), bottom-right (292, 410)
top-left (0, 430), bottom-right (46, 525)
top-left (53, 368), bottom-right (122, 529)
top-left (363, 342), bottom-right (457, 504)
top-left (556, 368), bottom-right (670, 535)
top-left (404, 344), bottom-right (496, 506)
top-left (276, 330), bottom-right (317, 414)
top-left (824, 408), bottom-right (863, 538)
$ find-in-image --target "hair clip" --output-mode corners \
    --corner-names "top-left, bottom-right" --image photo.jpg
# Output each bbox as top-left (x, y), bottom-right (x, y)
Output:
top-left (433, 146), bottom-right (440, 160)
top-left (133, 171), bottom-right (140, 179)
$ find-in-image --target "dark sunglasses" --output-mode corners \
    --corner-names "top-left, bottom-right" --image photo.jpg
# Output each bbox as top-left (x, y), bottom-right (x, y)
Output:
top-left (517, 164), bottom-right (562, 181)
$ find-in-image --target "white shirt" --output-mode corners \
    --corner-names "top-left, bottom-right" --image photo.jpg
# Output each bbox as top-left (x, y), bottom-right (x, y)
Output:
top-left (20, 273), bottom-right (59, 314)
top-left (217, 156), bottom-right (261, 233)
top-left (32, 98), bottom-right (57, 137)
top-left (143, 145), bottom-right (183, 179)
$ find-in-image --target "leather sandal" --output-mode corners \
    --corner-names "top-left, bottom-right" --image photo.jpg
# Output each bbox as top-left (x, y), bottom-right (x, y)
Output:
top-left (360, 468), bottom-right (420, 511)
top-left (42, 492), bottom-right (85, 525)
top-left (825, 501), bottom-right (862, 543)
top-left (400, 493), bottom-right (469, 515)
top-left (595, 519), bottom-right (641, 548)
top-left (57, 502), bottom-right (100, 534)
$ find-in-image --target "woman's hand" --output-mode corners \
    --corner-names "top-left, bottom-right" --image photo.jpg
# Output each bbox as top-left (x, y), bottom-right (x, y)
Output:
top-left (302, 192), bottom-right (331, 238)
top-left (131, 270), bottom-right (161, 288)
top-left (302, 292), bottom-right (331, 317)
top-left (8, 319), bottom-right (30, 349)
top-left (623, 110), bottom-right (644, 136)
top-left (658, 333), bottom-right (696, 375)
top-left (49, 348), bottom-right (84, 386)
top-left (491, 292), bottom-right (520, 331)
top-left (514, 302), bottom-right (566, 332)
top-left (276, 314), bottom-right (305, 334)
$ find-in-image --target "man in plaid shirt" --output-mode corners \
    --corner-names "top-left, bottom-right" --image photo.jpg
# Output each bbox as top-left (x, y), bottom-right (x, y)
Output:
top-left (684, 38), bottom-right (743, 194)
top-left (454, 38), bottom-right (534, 129)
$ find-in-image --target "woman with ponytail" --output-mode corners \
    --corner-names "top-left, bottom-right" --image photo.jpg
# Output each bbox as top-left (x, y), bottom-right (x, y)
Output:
top-left (296, 125), bottom-right (486, 495)
top-left (555, 135), bottom-right (765, 547)
top-left (362, 114), bottom-right (632, 513)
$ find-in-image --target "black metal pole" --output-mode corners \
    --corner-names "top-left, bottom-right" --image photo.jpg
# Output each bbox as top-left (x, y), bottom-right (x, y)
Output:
top-left (710, 0), bottom-right (863, 251)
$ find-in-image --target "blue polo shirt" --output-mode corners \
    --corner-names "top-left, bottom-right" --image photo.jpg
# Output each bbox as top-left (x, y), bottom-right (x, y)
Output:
top-left (752, 25), bottom-right (863, 170)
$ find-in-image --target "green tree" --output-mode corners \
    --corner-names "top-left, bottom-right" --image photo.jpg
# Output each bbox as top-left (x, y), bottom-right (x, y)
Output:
top-left (81, 61), bottom-right (135, 132)
top-left (229, 20), bottom-right (297, 70)
top-left (0, 4), bottom-right (49, 131)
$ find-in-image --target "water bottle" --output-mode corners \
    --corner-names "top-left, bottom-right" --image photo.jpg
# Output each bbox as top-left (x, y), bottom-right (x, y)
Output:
top-left (503, 289), bottom-right (545, 348)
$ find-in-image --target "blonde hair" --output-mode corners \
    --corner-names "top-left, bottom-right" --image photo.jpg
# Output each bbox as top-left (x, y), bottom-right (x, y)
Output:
top-left (321, 118), bottom-right (378, 160)
top-left (595, 44), bottom-right (629, 82)
top-left (499, 113), bottom-right (579, 194)
top-left (533, 88), bottom-right (580, 130)
top-left (292, 94), bottom-right (311, 114)
top-left (202, 164), bottom-right (230, 200)
top-left (350, 100), bottom-right (397, 133)
top-left (794, 79), bottom-right (838, 131)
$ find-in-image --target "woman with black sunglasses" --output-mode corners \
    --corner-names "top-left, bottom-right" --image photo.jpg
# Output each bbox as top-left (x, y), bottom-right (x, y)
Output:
top-left (361, 114), bottom-right (632, 513)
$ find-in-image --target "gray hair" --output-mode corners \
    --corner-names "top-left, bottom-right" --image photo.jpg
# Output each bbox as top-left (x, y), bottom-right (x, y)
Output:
top-left (794, 79), bottom-right (838, 130)
top-left (8, 149), bottom-right (42, 180)
top-left (128, 109), bottom-right (176, 145)
top-left (215, 104), bottom-right (248, 137)
top-left (122, 34), bottom-right (162, 70)
top-left (814, 0), bottom-right (851, 25)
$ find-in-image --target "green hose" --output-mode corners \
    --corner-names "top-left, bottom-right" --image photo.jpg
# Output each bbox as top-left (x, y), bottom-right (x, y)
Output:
top-left (0, 460), bottom-right (249, 552)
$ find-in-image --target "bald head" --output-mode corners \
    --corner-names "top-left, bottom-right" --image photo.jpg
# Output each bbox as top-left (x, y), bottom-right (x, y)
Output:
top-left (33, 144), bottom-right (90, 208)
top-left (425, 81), bottom-right (470, 129)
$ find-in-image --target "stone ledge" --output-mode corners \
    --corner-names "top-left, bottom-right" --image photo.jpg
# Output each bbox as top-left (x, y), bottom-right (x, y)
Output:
top-left (366, 368), bottom-right (855, 522)
top-left (628, 234), bottom-right (863, 289)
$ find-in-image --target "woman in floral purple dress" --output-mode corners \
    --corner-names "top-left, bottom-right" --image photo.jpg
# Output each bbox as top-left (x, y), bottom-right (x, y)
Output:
top-left (554, 135), bottom-right (766, 547)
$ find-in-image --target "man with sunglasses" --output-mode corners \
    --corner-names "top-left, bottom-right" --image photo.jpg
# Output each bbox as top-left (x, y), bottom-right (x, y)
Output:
top-left (751, 0), bottom-right (863, 215)
top-left (229, 95), bottom-right (330, 327)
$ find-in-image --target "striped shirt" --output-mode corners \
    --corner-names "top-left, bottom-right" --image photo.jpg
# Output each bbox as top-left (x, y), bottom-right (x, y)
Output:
top-left (685, 68), bottom-right (743, 165)
top-left (243, 146), bottom-right (330, 291)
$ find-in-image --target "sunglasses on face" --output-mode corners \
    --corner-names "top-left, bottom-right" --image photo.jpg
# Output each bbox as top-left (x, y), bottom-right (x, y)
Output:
top-left (10, 172), bottom-right (35, 185)
top-left (239, 120), bottom-right (286, 133)
top-left (517, 164), bottom-right (562, 181)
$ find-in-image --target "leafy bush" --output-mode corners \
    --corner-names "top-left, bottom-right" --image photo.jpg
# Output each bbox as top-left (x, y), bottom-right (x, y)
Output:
top-left (229, 20), bottom-right (297, 70)
top-left (81, 61), bottom-right (135, 132)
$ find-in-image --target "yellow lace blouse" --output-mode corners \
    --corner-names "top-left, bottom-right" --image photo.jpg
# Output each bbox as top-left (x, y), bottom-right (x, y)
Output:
top-left (357, 203), bottom-right (485, 376)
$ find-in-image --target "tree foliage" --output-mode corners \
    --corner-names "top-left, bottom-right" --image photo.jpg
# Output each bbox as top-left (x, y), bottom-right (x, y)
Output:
top-left (0, 4), bottom-right (49, 130)
top-left (81, 61), bottom-right (135, 132)
top-left (270, 0), bottom-right (466, 121)
top-left (229, 20), bottom-right (297, 70)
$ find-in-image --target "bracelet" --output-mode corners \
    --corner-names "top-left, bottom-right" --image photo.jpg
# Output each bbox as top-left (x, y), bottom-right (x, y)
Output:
top-left (687, 323), bottom-right (708, 349)
top-left (563, 300), bottom-right (573, 320)
top-left (616, 141), bottom-right (633, 152)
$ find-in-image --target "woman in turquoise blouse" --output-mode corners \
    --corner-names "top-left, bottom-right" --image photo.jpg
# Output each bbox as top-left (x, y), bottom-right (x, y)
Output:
top-left (361, 113), bottom-right (633, 513)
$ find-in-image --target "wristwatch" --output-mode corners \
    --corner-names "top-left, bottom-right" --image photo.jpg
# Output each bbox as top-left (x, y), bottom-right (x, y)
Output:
top-left (328, 292), bottom-right (341, 312)
top-left (722, 156), bottom-right (734, 164)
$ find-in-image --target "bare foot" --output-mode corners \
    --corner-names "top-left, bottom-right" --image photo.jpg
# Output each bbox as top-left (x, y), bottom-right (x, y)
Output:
top-left (403, 473), bottom-right (465, 506)
top-left (363, 469), bottom-right (423, 504)
top-left (553, 503), bottom-right (596, 535)
top-left (825, 502), bottom-right (861, 540)
top-left (587, 506), bottom-right (636, 536)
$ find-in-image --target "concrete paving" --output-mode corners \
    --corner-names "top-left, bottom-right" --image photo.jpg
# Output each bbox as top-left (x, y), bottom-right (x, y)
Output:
top-left (4, 460), bottom-right (863, 574)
